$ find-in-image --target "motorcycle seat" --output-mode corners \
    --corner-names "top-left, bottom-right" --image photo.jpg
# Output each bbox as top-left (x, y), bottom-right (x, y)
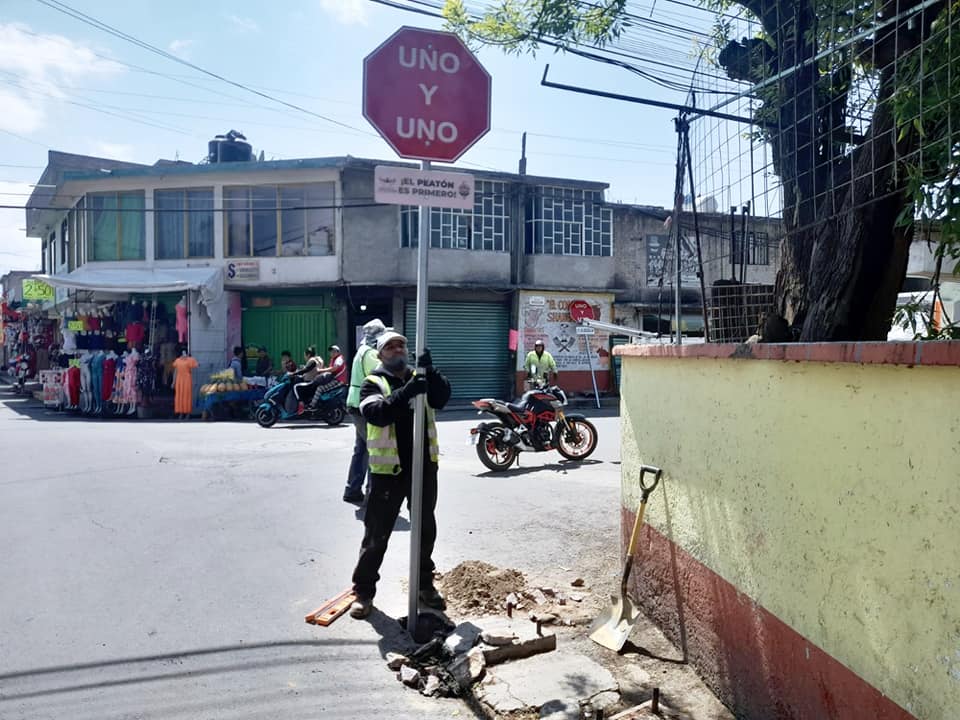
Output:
top-left (507, 401), bottom-right (527, 414)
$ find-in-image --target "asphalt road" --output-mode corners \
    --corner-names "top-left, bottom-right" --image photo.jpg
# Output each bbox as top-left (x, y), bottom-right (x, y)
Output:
top-left (0, 390), bottom-right (622, 720)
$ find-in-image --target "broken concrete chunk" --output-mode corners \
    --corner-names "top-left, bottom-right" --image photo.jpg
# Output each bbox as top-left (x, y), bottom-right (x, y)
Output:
top-left (557, 594), bottom-right (568, 606)
top-left (421, 673), bottom-right (442, 697)
top-left (589, 690), bottom-right (622, 712)
top-left (484, 651), bottom-right (618, 710)
top-left (448, 645), bottom-right (486, 688)
top-left (385, 652), bottom-right (409, 671)
top-left (570, 578), bottom-right (585, 587)
top-left (524, 588), bottom-right (548, 605)
top-left (481, 629), bottom-right (516, 646)
top-left (568, 591), bottom-right (587, 602)
top-left (443, 621), bottom-right (482, 655)
top-left (476, 676), bottom-right (526, 713)
top-left (398, 665), bottom-right (421, 688)
top-left (482, 631), bottom-right (557, 666)
top-left (539, 586), bottom-right (557, 597)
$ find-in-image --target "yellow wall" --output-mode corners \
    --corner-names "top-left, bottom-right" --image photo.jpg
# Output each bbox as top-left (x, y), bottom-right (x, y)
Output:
top-left (619, 355), bottom-right (960, 720)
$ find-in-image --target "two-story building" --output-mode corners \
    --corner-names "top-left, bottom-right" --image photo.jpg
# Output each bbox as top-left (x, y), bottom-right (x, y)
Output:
top-left (25, 138), bottom-right (622, 406)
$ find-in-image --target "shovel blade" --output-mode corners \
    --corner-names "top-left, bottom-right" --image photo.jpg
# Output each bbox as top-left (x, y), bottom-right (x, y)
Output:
top-left (589, 593), bottom-right (641, 652)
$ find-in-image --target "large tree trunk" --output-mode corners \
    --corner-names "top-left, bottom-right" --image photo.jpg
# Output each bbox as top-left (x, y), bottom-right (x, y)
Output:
top-left (772, 69), bottom-right (912, 341)
top-left (722, 0), bottom-right (936, 342)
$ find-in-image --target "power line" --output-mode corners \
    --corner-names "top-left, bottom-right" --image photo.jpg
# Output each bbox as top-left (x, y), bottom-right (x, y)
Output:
top-left (34, 0), bottom-right (380, 138)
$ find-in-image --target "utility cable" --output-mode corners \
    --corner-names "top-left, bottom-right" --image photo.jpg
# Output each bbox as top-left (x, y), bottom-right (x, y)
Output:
top-left (34, 0), bottom-right (379, 137)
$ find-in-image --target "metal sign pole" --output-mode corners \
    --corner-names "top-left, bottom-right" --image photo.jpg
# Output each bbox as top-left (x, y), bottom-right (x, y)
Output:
top-left (583, 333), bottom-right (600, 410)
top-left (407, 159), bottom-right (431, 636)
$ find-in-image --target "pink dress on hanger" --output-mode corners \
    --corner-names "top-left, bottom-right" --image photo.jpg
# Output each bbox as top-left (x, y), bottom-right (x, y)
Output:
top-left (176, 302), bottom-right (188, 343)
top-left (122, 353), bottom-right (139, 404)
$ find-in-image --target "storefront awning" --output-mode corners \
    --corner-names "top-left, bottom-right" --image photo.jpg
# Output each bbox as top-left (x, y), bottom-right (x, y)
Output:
top-left (32, 266), bottom-right (224, 308)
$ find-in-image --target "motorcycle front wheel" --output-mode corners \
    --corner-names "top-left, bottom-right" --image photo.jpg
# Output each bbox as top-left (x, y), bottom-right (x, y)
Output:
top-left (476, 432), bottom-right (518, 472)
top-left (556, 418), bottom-right (598, 460)
top-left (256, 405), bottom-right (279, 428)
top-left (325, 405), bottom-right (345, 426)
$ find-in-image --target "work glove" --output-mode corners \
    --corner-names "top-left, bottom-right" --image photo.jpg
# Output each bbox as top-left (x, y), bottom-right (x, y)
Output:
top-left (395, 373), bottom-right (427, 402)
top-left (417, 348), bottom-right (434, 373)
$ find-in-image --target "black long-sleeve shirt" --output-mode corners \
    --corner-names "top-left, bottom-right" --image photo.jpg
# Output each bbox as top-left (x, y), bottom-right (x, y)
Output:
top-left (359, 366), bottom-right (451, 474)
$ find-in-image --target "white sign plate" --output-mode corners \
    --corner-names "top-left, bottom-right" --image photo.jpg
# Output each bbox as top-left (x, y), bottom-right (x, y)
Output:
top-left (374, 166), bottom-right (475, 210)
top-left (576, 326), bottom-right (596, 335)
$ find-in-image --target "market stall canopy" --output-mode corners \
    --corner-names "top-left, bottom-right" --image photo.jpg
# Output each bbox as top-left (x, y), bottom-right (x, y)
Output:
top-left (32, 266), bottom-right (224, 309)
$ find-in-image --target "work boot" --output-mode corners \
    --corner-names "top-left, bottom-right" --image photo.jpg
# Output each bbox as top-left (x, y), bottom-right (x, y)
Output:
top-left (419, 586), bottom-right (446, 611)
top-left (349, 597), bottom-right (373, 619)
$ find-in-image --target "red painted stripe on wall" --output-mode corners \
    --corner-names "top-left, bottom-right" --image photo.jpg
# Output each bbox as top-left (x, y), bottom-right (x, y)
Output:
top-left (621, 507), bottom-right (917, 720)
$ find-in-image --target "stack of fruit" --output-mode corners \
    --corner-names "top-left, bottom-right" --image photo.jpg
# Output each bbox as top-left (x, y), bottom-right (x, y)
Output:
top-left (200, 369), bottom-right (249, 395)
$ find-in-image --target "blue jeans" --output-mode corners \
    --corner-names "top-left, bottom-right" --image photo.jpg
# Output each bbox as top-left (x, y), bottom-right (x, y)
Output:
top-left (345, 409), bottom-right (370, 497)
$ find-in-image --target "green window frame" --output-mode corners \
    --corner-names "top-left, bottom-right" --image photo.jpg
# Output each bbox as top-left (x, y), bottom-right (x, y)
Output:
top-left (88, 191), bottom-right (145, 261)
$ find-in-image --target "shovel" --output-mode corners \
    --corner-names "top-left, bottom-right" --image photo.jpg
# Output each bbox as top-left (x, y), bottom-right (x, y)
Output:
top-left (589, 464), bottom-right (662, 652)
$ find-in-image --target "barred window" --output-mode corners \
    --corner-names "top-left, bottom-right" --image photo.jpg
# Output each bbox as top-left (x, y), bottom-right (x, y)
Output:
top-left (524, 186), bottom-right (611, 257)
top-left (729, 231), bottom-right (770, 266)
top-left (399, 180), bottom-right (509, 251)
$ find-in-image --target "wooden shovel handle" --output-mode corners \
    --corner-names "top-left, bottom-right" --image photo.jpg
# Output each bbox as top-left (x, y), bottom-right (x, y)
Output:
top-left (624, 465), bottom-right (662, 563)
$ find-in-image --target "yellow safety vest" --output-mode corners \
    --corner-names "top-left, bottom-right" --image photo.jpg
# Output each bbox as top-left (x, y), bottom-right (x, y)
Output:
top-left (363, 374), bottom-right (439, 475)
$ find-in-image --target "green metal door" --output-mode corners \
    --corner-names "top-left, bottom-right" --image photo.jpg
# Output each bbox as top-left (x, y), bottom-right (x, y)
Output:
top-left (242, 306), bottom-right (335, 372)
top-left (404, 300), bottom-right (510, 401)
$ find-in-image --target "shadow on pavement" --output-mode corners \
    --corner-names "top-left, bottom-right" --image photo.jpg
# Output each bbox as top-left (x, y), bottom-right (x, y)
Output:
top-left (474, 458), bottom-right (604, 478)
top-left (0, 639), bottom-right (377, 701)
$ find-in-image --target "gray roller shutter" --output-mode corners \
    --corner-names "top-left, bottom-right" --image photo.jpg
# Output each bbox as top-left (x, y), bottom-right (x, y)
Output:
top-left (404, 300), bottom-right (510, 401)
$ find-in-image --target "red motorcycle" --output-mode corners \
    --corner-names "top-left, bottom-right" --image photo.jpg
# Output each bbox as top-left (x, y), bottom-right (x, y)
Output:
top-left (469, 381), bottom-right (598, 472)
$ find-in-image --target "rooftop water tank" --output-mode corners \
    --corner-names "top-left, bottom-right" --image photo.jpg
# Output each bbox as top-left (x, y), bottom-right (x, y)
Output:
top-left (208, 130), bottom-right (252, 163)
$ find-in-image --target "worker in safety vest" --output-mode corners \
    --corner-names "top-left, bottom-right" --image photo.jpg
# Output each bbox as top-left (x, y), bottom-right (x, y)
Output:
top-left (343, 319), bottom-right (387, 505)
top-left (348, 330), bottom-right (451, 619)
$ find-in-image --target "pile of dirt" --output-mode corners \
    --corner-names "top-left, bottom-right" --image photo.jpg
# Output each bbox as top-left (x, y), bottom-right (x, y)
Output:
top-left (436, 560), bottom-right (527, 615)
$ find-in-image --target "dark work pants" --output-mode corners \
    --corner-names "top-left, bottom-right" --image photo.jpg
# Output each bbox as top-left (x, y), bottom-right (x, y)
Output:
top-left (351, 463), bottom-right (438, 601)
top-left (344, 409), bottom-right (370, 496)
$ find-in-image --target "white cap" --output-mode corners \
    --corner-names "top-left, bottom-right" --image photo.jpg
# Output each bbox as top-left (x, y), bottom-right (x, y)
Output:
top-left (362, 318), bottom-right (386, 338)
top-left (376, 330), bottom-right (407, 352)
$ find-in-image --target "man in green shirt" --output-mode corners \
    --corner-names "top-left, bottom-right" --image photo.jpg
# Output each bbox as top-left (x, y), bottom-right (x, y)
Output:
top-left (524, 340), bottom-right (558, 386)
top-left (343, 319), bottom-right (387, 504)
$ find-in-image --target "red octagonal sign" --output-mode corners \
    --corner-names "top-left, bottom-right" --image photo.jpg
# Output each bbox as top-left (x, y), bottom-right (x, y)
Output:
top-left (363, 26), bottom-right (491, 163)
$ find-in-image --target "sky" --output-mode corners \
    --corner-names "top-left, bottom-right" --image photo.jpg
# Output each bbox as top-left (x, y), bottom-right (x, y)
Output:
top-left (0, 0), bottom-right (745, 277)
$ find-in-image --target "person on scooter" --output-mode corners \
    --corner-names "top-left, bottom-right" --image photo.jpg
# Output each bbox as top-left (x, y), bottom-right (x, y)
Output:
top-left (292, 346), bottom-right (325, 410)
top-left (279, 350), bottom-right (297, 375)
top-left (328, 344), bottom-right (348, 385)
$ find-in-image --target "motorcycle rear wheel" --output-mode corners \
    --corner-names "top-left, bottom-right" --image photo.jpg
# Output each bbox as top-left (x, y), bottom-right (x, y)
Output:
top-left (256, 405), bottom-right (279, 428)
top-left (556, 418), bottom-right (598, 461)
top-left (476, 433), bottom-right (518, 472)
top-left (325, 405), bottom-right (345, 426)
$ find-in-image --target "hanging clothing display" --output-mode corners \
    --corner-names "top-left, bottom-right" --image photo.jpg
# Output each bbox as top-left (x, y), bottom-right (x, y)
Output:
top-left (173, 354), bottom-right (199, 415)
top-left (80, 354), bottom-right (92, 412)
top-left (175, 299), bottom-right (188, 343)
top-left (102, 354), bottom-right (117, 402)
top-left (125, 321), bottom-right (145, 346)
top-left (137, 351), bottom-right (158, 398)
top-left (66, 365), bottom-right (81, 407)
top-left (122, 350), bottom-right (140, 405)
top-left (90, 352), bottom-right (105, 411)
